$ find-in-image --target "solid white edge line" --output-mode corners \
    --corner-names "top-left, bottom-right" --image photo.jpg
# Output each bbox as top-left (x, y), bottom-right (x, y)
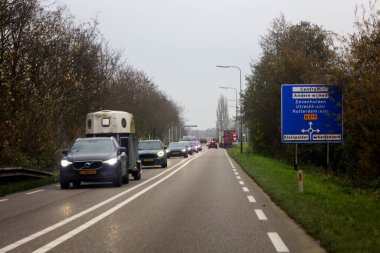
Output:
top-left (0, 199), bottom-right (8, 203)
top-left (247, 196), bottom-right (256, 202)
top-left (26, 189), bottom-right (45, 195)
top-left (242, 187), bottom-right (249, 192)
top-left (267, 232), bottom-right (289, 252)
top-left (254, 209), bottom-right (268, 220)
top-left (32, 151), bottom-right (209, 253)
top-left (0, 152), bottom-right (207, 253)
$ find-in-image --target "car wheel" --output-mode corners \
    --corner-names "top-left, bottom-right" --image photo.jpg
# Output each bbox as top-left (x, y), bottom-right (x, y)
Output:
top-left (60, 177), bottom-right (70, 189)
top-left (133, 171), bottom-right (141, 180)
top-left (122, 173), bottom-right (129, 184)
top-left (113, 173), bottom-right (122, 187)
top-left (184, 154), bottom-right (188, 158)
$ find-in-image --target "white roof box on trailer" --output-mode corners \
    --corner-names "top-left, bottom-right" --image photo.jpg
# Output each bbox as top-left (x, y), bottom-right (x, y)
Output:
top-left (86, 110), bottom-right (136, 134)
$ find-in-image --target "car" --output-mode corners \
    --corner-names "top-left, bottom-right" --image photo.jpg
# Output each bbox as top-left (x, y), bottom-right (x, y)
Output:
top-left (179, 140), bottom-right (194, 155)
top-left (166, 142), bottom-right (188, 158)
top-left (60, 137), bottom-right (128, 189)
top-left (190, 140), bottom-right (202, 152)
top-left (138, 140), bottom-right (167, 168)
top-left (208, 140), bottom-right (218, 149)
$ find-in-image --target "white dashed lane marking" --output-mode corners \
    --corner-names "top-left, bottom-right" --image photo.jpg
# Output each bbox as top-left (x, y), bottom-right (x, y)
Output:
top-left (26, 189), bottom-right (45, 195)
top-left (239, 181), bottom-right (245, 185)
top-left (242, 187), bottom-right (249, 192)
top-left (255, 209), bottom-right (268, 220)
top-left (236, 176), bottom-right (241, 180)
top-left (247, 196), bottom-right (256, 202)
top-left (268, 232), bottom-right (289, 252)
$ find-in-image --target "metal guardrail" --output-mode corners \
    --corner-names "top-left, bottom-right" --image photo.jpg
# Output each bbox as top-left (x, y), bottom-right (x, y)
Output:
top-left (0, 167), bottom-right (53, 179)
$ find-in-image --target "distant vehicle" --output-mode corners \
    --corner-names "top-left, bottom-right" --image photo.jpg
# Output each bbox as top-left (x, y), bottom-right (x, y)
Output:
top-left (208, 140), bottom-right (218, 149)
top-left (190, 140), bottom-right (202, 152)
top-left (60, 137), bottom-right (128, 188)
top-left (179, 140), bottom-right (194, 155)
top-left (166, 142), bottom-right (189, 158)
top-left (138, 140), bottom-right (167, 168)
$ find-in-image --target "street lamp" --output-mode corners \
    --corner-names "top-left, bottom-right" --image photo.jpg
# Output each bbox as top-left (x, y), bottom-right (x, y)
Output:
top-left (217, 65), bottom-right (243, 153)
top-left (219, 86), bottom-right (238, 128)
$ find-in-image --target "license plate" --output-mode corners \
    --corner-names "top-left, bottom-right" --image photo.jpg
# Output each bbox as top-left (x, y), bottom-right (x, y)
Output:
top-left (80, 170), bottom-right (96, 175)
top-left (144, 158), bottom-right (154, 162)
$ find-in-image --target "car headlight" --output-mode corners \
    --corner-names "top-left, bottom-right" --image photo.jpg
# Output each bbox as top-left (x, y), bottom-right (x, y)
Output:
top-left (104, 158), bottom-right (118, 165)
top-left (157, 151), bottom-right (165, 157)
top-left (181, 148), bottom-right (186, 152)
top-left (61, 159), bottom-right (72, 167)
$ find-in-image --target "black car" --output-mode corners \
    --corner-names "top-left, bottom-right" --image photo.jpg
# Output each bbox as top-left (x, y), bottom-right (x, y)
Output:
top-left (60, 137), bottom-right (128, 189)
top-left (179, 140), bottom-right (194, 155)
top-left (138, 140), bottom-right (167, 168)
top-left (166, 142), bottom-right (188, 158)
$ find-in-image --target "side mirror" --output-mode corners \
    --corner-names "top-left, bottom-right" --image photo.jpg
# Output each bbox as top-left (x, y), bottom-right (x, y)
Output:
top-left (62, 149), bottom-right (69, 156)
top-left (118, 147), bottom-right (127, 155)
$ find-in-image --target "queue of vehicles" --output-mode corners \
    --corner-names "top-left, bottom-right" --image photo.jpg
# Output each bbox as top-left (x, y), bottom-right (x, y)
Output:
top-left (59, 110), bottom-right (208, 189)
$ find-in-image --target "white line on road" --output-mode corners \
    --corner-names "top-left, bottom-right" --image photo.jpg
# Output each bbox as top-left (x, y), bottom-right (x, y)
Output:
top-left (0, 153), bottom-right (207, 253)
top-left (239, 181), bottom-right (245, 185)
top-left (26, 189), bottom-right (45, 195)
top-left (0, 199), bottom-right (8, 203)
top-left (255, 209), bottom-right (268, 220)
top-left (247, 196), bottom-right (256, 202)
top-left (32, 151), bottom-right (209, 253)
top-left (234, 172), bottom-right (239, 175)
top-left (268, 232), bottom-right (289, 252)
top-left (236, 176), bottom-right (241, 180)
top-left (242, 187), bottom-right (249, 192)
top-left (233, 169), bottom-right (237, 172)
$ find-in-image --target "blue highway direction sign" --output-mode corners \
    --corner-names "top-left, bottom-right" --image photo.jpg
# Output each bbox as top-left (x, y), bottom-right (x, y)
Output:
top-left (281, 84), bottom-right (343, 143)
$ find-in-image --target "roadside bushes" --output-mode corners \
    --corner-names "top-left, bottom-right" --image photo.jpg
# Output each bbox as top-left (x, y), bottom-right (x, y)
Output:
top-left (243, 5), bottom-right (380, 185)
top-left (0, 0), bottom-right (183, 171)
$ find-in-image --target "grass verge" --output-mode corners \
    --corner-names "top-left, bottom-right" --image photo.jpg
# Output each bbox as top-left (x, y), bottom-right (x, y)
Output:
top-left (228, 146), bottom-right (380, 253)
top-left (0, 175), bottom-right (58, 197)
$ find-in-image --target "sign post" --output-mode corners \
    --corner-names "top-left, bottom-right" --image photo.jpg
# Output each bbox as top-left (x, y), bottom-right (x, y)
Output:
top-left (281, 84), bottom-right (343, 192)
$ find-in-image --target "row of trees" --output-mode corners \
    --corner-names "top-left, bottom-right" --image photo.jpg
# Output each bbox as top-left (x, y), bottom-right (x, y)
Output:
top-left (0, 0), bottom-right (183, 171)
top-left (242, 4), bottom-right (380, 184)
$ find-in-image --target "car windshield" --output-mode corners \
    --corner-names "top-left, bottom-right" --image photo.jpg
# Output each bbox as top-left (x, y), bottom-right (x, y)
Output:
top-left (138, 141), bottom-right (162, 150)
top-left (169, 142), bottom-right (185, 148)
top-left (71, 139), bottom-right (115, 154)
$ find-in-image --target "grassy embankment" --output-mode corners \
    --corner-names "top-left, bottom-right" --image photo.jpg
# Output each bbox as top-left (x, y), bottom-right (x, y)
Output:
top-left (227, 145), bottom-right (379, 253)
top-left (0, 175), bottom-right (58, 197)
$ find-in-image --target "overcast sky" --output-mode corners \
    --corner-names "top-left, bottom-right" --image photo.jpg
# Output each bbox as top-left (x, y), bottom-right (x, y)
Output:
top-left (57, 0), bottom-right (373, 130)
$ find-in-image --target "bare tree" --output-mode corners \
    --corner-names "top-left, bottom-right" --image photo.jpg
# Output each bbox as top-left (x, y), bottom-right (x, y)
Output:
top-left (216, 95), bottom-right (229, 132)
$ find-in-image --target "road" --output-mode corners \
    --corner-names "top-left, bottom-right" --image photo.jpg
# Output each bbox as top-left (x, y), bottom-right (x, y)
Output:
top-left (0, 148), bottom-right (325, 253)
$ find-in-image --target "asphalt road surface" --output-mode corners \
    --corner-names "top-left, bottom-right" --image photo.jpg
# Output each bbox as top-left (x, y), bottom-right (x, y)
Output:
top-left (0, 148), bottom-right (325, 253)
